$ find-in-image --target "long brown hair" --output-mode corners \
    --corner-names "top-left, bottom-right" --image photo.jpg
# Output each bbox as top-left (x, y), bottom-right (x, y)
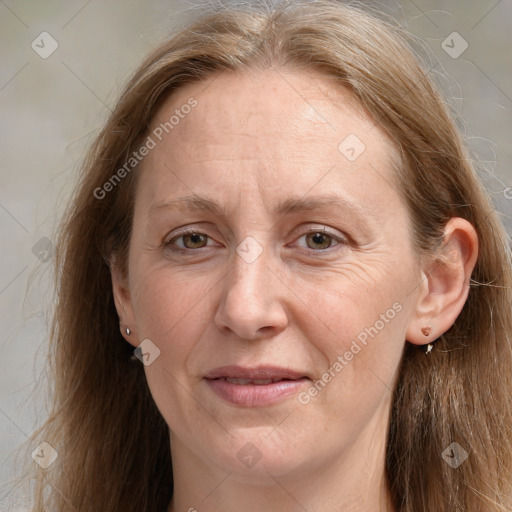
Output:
top-left (23, 1), bottom-right (512, 510)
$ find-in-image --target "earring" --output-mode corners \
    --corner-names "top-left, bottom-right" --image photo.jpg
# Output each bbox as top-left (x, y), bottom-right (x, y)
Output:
top-left (421, 326), bottom-right (432, 337)
top-left (423, 342), bottom-right (434, 354)
top-left (421, 325), bottom-right (433, 354)
top-left (126, 327), bottom-right (131, 335)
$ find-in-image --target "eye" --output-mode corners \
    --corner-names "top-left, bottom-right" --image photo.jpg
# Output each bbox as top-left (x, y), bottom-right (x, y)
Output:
top-left (181, 233), bottom-right (208, 249)
top-left (304, 232), bottom-right (336, 250)
top-left (293, 228), bottom-right (346, 251)
top-left (167, 231), bottom-right (213, 250)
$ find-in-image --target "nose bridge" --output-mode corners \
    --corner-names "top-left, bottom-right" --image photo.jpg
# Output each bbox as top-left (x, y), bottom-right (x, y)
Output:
top-left (231, 244), bottom-right (268, 299)
top-left (214, 238), bottom-right (287, 339)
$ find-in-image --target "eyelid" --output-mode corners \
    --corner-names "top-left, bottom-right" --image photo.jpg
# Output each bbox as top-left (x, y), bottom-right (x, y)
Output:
top-left (292, 225), bottom-right (347, 241)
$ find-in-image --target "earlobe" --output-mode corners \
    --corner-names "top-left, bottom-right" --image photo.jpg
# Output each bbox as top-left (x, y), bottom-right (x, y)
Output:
top-left (110, 260), bottom-right (139, 346)
top-left (406, 217), bottom-right (479, 347)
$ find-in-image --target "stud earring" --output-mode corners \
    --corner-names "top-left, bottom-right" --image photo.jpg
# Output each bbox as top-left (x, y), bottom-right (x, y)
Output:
top-left (420, 326), bottom-right (434, 354)
top-left (126, 327), bottom-right (131, 335)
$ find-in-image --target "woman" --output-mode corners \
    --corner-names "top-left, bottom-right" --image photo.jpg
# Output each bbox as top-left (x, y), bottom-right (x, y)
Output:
top-left (27, 1), bottom-right (512, 511)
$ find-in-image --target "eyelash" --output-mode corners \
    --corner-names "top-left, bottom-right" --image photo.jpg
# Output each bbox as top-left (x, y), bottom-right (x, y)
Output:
top-left (164, 227), bottom-right (347, 254)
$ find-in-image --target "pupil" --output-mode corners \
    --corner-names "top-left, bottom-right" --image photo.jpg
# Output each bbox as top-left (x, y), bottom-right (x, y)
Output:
top-left (308, 232), bottom-right (330, 249)
top-left (185, 234), bottom-right (206, 248)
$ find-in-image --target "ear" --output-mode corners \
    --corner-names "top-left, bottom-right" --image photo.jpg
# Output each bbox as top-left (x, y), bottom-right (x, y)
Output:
top-left (111, 257), bottom-right (139, 348)
top-left (406, 217), bottom-right (479, 346)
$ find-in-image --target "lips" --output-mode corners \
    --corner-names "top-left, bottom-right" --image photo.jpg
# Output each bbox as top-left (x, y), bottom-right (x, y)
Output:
top-left (205, 365), bottom-right (308, 381)
top-left (223, 377), bottom-right (292, 385)
top-left (204, 365), bottom-right (310, 407)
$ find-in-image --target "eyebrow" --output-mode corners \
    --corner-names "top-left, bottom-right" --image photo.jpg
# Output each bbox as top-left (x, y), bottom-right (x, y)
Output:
top-left (149, 193), bottom-right (371, 221)
top-left (149, 196), bottom-right (226, 216)
top-left (274, 194), bottom-right (369, 217)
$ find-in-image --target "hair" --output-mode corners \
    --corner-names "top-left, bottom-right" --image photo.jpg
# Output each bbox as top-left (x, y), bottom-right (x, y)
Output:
top-left (22, 1), bottom-right (512, 511)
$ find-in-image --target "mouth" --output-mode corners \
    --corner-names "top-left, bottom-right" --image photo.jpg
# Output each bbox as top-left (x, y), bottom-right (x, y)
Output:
top-left (217, 377), bottom-right (298, 385)
top-left (204, 365), bottom-right (311, 407)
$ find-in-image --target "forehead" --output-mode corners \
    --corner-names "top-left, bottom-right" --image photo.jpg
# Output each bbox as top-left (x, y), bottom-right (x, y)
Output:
top-left (151, 68), bottom-right (382, 155)
top-left (137, 68), bottom-right (401, 215)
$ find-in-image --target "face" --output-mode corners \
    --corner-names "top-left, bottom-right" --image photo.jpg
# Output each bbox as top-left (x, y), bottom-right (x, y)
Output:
top-left (115, 68), bottom-right (425, 483)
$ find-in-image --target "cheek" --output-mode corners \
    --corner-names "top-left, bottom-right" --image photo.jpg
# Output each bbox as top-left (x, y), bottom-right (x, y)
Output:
top-left (129, 264), bottom-right (217, 363)
top-left (290, 252), bottom-right (410, 342)
top-left (291, 258), bottom-right (411, 409)
top-left (129, 267), bottom-right (219, 429)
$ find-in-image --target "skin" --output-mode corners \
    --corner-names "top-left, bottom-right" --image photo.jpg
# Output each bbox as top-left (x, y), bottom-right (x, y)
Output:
top-left (112, 68), bottom-right (478, 512)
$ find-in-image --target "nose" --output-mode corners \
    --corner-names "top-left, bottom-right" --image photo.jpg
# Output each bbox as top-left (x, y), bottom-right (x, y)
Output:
top-left (214, 249), bottom-right (288, 340)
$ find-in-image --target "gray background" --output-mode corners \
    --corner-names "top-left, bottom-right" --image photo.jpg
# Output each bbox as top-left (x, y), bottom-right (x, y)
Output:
top-left (1, 0), bottom-right (511, 509)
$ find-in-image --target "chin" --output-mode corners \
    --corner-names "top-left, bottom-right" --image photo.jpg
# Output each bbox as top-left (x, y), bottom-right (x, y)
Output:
top-left (205, 428), bottom-right (317, 483)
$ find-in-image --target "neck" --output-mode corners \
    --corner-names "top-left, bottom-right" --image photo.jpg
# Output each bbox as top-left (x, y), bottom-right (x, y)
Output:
top-left (166, 415), bottom-right (395, 512)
